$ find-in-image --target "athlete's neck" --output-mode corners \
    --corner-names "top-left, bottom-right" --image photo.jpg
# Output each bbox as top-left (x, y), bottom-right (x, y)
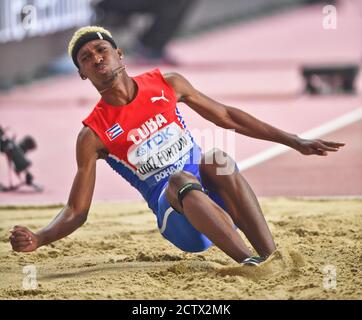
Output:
top-left (97, 69), bottom-right (137, 106)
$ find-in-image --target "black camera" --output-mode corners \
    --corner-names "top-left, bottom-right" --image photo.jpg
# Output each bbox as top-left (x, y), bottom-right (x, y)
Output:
top-left (0, 126), bottom-right (42, 192)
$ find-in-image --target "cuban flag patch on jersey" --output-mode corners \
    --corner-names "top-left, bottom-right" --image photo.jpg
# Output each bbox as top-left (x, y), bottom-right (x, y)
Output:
top-left (105, 123), bottom-right (124, 141)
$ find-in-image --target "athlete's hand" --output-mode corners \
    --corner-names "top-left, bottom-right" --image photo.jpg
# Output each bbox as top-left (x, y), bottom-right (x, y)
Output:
top-left (295, 138), bottom-right (345, 156)
top-left (9, 226), bottom-right (39, 252)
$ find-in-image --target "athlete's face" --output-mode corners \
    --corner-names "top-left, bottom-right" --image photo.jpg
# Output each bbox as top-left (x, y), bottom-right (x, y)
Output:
top-left (77, 39), bottom-right (123, 86)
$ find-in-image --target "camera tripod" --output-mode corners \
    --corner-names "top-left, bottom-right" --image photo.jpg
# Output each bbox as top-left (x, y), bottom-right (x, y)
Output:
top-left (0, 156), bottom-right (43, 193)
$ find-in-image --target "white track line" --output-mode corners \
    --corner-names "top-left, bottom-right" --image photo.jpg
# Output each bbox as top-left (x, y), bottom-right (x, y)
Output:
top-left (237, 107), bottom-right (362, 171)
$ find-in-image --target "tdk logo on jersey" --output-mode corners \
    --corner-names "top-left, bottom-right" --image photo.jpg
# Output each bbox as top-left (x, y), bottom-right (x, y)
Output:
top-left (129, 114), bottom-right (168, 145)
top-left (136, 127), bottom-right (173, 157)
top-left (105, 123), bottom-right (124, 141)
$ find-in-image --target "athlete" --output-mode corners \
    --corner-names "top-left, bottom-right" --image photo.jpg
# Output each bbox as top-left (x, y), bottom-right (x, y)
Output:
top-left (9, 26), bottom-right (345, 266)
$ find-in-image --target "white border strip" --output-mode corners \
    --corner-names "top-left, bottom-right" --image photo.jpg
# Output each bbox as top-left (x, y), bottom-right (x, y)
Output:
top-left (159, 207), bottom-right (174, 234)
top-left (237, 107), bottom-right (362, 171)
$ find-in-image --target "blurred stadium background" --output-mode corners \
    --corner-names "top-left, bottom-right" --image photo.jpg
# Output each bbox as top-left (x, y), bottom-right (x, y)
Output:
top-left (0, 0), bottom-right (361, 205)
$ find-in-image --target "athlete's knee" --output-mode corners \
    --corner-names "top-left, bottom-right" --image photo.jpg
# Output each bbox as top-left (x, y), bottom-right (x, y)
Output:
top-left (166, 171), bottom-right (203, 213)
top-left (168, 171), bottom-right (198, 190)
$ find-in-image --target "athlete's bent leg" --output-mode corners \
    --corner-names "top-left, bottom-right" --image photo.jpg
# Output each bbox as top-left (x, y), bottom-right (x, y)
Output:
top-left (199, 148), bottom-right (276, 258)
top-left (165, 171), bottom-right (252, 262)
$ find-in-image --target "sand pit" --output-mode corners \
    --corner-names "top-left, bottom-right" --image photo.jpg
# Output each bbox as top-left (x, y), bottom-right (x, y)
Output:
top-left (0, 198), bottom-right (361, 300)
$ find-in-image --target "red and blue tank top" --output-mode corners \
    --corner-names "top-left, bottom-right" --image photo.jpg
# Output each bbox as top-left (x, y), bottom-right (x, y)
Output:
top-left (82, 69), bottom-right (201, 213)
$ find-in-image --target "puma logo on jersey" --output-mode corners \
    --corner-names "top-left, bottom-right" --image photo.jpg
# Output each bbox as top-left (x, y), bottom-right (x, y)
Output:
top-left (129, 113), bottom-right (168, 145)
top-left (151, 90), bottom-right (169, 103)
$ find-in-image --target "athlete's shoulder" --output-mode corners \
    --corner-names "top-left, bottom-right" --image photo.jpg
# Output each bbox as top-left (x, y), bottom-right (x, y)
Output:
top-left (77, 126), bottom-right (104, 151)
top-left (162, 72), bottom-right (185, 85)
top-left (162, 72), bottom-right (194, 101)
top-left (77, 126), bottom-right (97, 143)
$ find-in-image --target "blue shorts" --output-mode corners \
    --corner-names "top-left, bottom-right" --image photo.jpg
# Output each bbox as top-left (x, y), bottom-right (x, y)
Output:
top-left (156, 167), bottom-right (227, 253)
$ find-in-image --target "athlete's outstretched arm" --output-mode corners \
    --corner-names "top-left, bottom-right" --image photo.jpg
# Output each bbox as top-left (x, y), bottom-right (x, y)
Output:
top-left (9, 127), bottom-right (101, 252)
top-left (164, 73), bottom-right (345, 156)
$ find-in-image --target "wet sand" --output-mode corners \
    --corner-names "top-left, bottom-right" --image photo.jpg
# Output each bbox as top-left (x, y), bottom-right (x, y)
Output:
top-left (0, 198), bottom-right (361, 299)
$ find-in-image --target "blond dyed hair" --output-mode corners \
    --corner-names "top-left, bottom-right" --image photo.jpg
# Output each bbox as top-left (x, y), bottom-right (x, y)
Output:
top-left (68, 26), bottom-right (113, 57)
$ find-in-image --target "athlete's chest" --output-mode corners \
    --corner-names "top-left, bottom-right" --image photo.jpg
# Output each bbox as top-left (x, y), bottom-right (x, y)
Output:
top-left (100, 87), bottom-right (193, 181)
top-left (101, 86), bottom-right (181, 155)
